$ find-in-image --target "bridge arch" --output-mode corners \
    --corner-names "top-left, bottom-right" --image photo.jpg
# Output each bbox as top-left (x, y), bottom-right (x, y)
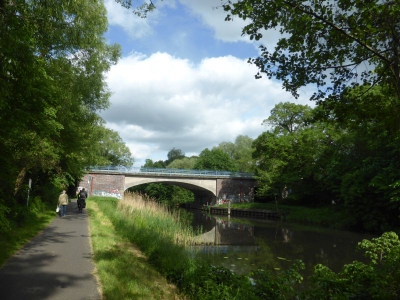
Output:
top-left (124, 176), bottom-right (216, 195)
top-left (124, 176), bottom-right (217, 205)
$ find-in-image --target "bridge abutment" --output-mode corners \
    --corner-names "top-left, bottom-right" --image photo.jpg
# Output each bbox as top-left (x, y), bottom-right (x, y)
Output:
top-left (79, 173), bottom-right (124, 199)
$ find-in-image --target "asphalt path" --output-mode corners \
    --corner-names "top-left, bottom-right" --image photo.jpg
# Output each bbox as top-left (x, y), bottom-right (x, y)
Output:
top-left (0, 200), bottom-right (101, 300)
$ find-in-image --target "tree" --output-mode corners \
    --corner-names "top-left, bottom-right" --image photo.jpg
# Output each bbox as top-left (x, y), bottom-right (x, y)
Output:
top-left (223, 0), bottom-right (400, 102)
top-left (253, 102), bottom-right (340, 204)
top-left (166, 148), bottom-right (186, 165)
top-left (167, 157), bottom-right (198, 169)
top-left (216, 135), bottom-right (255, 172)
top-left (317, 86), bottom-right (400, 230)
top-left (143, 159), bottom-right (166, 168)
top-left (0, 0), bottom-right (125, 231)
top-left (90, 125), bottom-right (134, 167)
top-left (265, 103), bottom-right (313, 134)
top-left (194, 148), bottom-right (236, 171)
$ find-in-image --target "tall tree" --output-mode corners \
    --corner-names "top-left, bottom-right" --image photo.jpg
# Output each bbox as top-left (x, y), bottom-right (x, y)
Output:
top-left (0, 0), bottom-right (122, 211)
top-left (318, 86), bottom-right (400, 230)
top-left (253, 102), bottom-right (340, 204)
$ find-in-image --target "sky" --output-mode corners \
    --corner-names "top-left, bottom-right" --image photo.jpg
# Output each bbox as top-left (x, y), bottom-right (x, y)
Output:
top-left (101, 0), bottom-right (315, 167)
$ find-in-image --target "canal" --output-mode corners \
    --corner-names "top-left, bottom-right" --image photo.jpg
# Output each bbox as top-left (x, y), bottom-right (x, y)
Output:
top-left (184, 208), bottom-right (377, 280)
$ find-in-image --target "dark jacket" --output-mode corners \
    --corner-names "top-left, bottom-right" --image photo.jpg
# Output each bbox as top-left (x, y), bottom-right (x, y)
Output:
top-left (78, 190), bottom-right (88, 200)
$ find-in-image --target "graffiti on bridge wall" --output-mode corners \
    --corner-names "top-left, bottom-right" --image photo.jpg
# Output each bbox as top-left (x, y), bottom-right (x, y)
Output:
top-left (217, 192), bottom-right (253, 205)
top-left (216, 178), bottom-right (256, 205)
top-left (92, 188), bottom-right (122, 199)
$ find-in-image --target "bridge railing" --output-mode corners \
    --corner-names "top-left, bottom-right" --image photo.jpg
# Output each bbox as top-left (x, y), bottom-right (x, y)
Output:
top-left (88, 166), bottom-right (254, 178)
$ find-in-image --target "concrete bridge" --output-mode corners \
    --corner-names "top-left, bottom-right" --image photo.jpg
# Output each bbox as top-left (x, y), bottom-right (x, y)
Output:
top-left (79, 166), bottom-right (256, 205)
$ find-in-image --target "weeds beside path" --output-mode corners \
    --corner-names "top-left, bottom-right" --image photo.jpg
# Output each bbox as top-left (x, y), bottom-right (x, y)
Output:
top-left (87, 199), bottom-right (185, 300)
top-left (0, 205), bottom-right (55, 267)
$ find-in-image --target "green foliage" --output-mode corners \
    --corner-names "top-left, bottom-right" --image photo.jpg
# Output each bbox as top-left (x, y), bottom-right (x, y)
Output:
top-left (0, 201), bottom-right (55, 266)
top-left (304, 232), bottom-right (400, 299)
top-left (143, 158), bottom-right (166, 168)
top-left (251, 260), bottom-right (304, 300)
top-left (222, 1), bottom-right (400, 232)
top-left (167, 157), bottom-right (198, 169)
top-left (194, 148), bottom-right (237, 171)
top-left (252, 96), bottom-right (400, 231)
top-left (166, 148), bottom-right (186, 165)
top-left (253, 102), bottom-right (340, 205)
top-left (216, 135), bottom-right (255, 172)
top-left (322, 86), bottom-right (400, 231)
top-left (29, 197), bottom-right (48, 214)
top-left (0, 202), bottom-right (11, 234)
top-left (114, 0), bottom-right (157, 18)
top-left (90, 125), bottom-right (134, 167)
top-left (223, 0), bottom-right (400, 101)
top-left (0, 0), bottom-right (133, 227)
top-left (183, 263), bottom-right (256, 300)
top-left (128, 183), bottom-right (194, 206)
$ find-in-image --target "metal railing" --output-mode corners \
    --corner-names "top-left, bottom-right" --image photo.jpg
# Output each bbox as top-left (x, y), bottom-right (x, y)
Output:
top-left (88, 166), bottom-right (254, 178)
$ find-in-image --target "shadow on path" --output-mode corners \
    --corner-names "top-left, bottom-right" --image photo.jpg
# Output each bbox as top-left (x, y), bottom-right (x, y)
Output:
top-left (0, 200), bottom-right (101, 300)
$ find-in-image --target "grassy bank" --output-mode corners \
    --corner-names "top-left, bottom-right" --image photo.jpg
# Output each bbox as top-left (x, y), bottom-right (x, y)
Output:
top-left (87, 196), bottom-right (184, 299)
top-left (0, 200), bottom-right (55, 266)
top-left (218, 202), bottom-right (352, 230)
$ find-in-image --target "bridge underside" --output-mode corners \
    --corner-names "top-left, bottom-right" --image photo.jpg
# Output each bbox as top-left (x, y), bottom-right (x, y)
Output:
top-left (124, 177), bottom-right (217, 205)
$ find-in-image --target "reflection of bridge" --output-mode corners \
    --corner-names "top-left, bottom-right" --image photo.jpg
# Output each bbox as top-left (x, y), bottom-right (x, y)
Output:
top-left (79, 166), bottom-right (256, 204)
top-left (192, 215), bottom-right (257, 246)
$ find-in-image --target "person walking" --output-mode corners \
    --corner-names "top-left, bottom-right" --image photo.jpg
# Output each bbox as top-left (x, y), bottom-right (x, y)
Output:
top-left (58, 190), bottom-right (69, 217)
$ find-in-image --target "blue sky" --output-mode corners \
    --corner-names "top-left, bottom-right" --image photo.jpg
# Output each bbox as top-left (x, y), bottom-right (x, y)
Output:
top-left (101, 0), bottom-right (314, 167)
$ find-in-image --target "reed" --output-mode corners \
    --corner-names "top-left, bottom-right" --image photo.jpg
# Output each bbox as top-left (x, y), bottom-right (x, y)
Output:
top-left (117, 192), bottom-right (199, 247)
top-left (90, 193), bottom-right (202, 289)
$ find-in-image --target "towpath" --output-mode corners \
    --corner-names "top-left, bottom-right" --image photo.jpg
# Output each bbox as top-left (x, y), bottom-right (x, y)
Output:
top-left (0, 200), bottom-right (101, 300)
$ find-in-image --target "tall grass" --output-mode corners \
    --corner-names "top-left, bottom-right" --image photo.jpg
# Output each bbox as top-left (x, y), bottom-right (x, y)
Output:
top-left (117, 193), bottom-right (199, 247)
top-left (90, 193), bottom-right (201, 285)
top-left (88, 196), bottom-right (185, 299)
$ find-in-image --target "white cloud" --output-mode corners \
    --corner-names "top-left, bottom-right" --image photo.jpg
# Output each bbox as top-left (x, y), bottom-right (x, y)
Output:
top-left (179, 0), bottom-right (284, 49)
top-left (178, 0), bottom-right (249, 43)
top-left (101, 52), bottom-right (313, 167)
top-left (105, 0), bottom-right (160, 39)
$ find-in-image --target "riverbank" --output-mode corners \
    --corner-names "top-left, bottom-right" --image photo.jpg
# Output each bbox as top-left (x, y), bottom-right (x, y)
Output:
top-left (87, 197), bottom-right (184, 299)
top-left (185, 201), bottom-right (354, 230)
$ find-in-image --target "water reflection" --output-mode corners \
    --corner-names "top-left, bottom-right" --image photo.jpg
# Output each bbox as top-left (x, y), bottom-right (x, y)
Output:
top-left (185, 209), bottom-right (376, 277)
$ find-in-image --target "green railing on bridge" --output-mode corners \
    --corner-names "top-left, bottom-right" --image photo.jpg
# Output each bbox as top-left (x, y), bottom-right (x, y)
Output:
top-left (89, 166), bottom-right (254, 178)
